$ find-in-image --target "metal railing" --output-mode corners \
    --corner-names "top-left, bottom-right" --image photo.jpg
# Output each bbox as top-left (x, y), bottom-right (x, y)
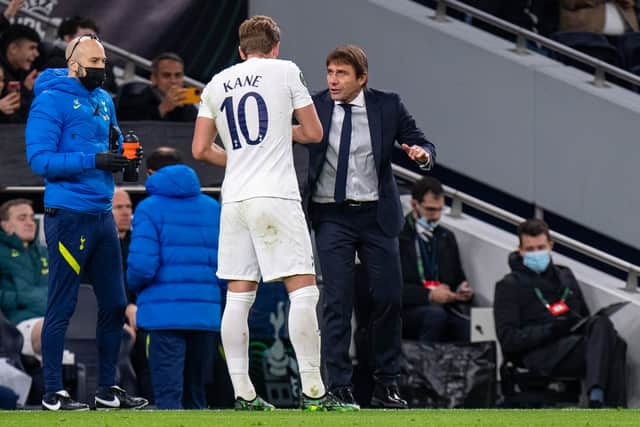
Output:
top-left (392, 164), bottom-right (640, 292)
top-left (434, 0), bottom-right (640, 88)
top-left (0, 0), bottom-right (205, 88)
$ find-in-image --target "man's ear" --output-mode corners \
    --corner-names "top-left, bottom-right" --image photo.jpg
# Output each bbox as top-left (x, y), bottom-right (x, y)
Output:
top-left (238, 46), bottom-right (246, 61)
top-left (0, 220), bottom-right (11, 234)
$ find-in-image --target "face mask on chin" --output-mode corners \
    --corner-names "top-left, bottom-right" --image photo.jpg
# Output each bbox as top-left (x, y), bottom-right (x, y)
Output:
top-left (77, 64), bottom-right (105, 91)
top-left (523, 250), bottom-right (551, 274)
top-left (415, 216), bottom-right (439, 241)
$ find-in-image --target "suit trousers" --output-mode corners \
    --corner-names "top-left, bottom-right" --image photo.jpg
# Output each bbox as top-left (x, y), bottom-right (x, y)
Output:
top-left (312, 202), bottom-right (403, 389)
top-left (550, 315), bottom-right (627, 407)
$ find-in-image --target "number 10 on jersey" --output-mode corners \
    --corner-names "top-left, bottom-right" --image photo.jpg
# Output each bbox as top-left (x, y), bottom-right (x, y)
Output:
top-left (221, 92), bottom-right (269, 150)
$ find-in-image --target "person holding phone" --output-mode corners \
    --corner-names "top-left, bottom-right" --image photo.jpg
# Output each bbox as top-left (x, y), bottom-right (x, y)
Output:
top-left (0, 65), bottom-right (21, 120)
top-left (399, 176), bottom-right (473, 344)
top-left (116, 52), bottom-right (197, 122)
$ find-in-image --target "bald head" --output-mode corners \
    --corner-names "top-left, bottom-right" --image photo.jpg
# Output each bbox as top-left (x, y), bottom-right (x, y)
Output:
top-left (66, 35), bottom-right (106, 78)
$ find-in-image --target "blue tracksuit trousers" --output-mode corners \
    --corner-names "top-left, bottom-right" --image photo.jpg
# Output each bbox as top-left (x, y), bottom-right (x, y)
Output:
top-left (41, 209), bottom-right (127, 395)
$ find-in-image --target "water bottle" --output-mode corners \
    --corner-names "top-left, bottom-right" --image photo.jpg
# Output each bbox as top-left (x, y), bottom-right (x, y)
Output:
top-left (122, 130), bottom-right (141, 182)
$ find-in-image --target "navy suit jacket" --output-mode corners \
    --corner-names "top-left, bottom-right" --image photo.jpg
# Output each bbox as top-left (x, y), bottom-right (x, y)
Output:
top-left (305, 88), bottom-right (436, 237)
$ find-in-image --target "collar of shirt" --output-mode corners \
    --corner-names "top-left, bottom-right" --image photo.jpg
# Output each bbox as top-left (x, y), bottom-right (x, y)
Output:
top-left (334, 89), bottom-right (365, 109)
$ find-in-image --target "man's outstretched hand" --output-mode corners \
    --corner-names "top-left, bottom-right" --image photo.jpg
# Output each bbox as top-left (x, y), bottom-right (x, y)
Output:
top-left (401, 143), bottom-right (430, 165)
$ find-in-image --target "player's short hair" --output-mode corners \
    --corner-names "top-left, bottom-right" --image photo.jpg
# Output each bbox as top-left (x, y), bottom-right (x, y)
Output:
top-left (151, 52), bottom-right (184, 75)
top-left (517, 219), bottom-right (552, 246)
top-left (146, 147), bottom-right (182, 171)
top-left (57, 16), bottom-right (99, 40)
top-left (1, 24), bottom-right (40, 52)
top-left (0, 199), bottom-right (33, 222)
top-left (326, 45), bottom-right (368, 80)
top-left (238, 15), bottom-right (280, 56)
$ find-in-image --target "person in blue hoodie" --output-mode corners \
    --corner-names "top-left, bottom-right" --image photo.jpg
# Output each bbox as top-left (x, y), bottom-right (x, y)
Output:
top-left (126, 147), bottom-right (223, 410)
top-left (25, 35), bottom-right (146, 411)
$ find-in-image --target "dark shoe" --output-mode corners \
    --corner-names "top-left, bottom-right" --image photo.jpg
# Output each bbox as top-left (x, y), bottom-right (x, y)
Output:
top-left (42, 390), bottom-right (90, 411)
top-left (588, 399), bottom-right (604, 409)
top-left (370, 384), bottom-right (408, 409)
top-left (331, 386), bottom-right (360, 408)
top-left (234, 395), bottom-right (275, 411)
top-left (95, 385), bottom-right (149, 410)
top-left (301, 391), bottom-right (360, 411)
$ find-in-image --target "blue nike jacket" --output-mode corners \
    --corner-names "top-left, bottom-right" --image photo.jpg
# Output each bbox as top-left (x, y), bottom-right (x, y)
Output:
top-left (25, 68), bottom-right (122, 213)
top-left (126, 165), bottom-right (223, 331)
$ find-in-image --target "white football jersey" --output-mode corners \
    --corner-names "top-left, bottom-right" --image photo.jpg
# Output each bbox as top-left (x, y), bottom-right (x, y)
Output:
top-left (198, 58), bottom-right (312, 203)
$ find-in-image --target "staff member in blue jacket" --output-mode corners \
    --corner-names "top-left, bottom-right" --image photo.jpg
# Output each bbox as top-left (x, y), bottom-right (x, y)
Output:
top-left (126, 147), bottom-right (224, 410)
top-left (25, 35), bottom-right (147, 411)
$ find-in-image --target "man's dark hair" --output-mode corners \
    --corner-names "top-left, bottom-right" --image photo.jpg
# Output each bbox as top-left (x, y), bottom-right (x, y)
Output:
top-left (146, 147), bottom-right (182, 171)
top-left (151, 52), bottom-right (184, 74)
top-left (1, 24), bottom-right (40, 52)
top-left (57, 16), bottom-right (99, 40)
top-left (326, 45), bottom-right (368, 80)
top-left (411, 176), bottom-right (444, 202)
top-left (517, 219), bottom-right (552, 246)
top-left (0, 199), bottom-right (33, 222)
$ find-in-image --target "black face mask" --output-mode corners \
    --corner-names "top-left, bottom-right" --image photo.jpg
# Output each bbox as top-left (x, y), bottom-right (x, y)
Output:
top-left (78, 65), bottom-right (105, 91)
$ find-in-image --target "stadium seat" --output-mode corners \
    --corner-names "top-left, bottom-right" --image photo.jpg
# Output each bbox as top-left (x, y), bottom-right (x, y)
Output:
top-left (499, 360), bottom-right (581, 408)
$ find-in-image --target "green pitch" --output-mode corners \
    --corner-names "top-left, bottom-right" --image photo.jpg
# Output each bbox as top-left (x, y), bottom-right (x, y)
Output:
top-left (0, 409), bottom-right (638, 427)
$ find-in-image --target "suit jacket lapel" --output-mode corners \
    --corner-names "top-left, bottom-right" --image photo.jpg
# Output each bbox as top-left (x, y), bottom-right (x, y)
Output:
top-left (365, 89), bottom-right (382, 172)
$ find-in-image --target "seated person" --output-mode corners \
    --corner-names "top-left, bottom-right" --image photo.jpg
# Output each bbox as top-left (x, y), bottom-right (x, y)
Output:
top-left (0, 23), bottom-right (39, 123)
top-left (0, 199), bottom-right (47, 363)
top-left (399, 177), bottom-right (473, 343)
top-left (559, 0), bottom-right (638, 33)
top-left (0, 64), bottom-right (21, 120)
top-left (116, 52), bottom-right (197, 122)
top-left (36, 15), bottom-right (117, 93)
top-left (494, 219), bottom-right (627, 408)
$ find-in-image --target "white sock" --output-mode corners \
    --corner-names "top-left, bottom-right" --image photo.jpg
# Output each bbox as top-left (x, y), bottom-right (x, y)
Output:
top-left (288, 286), bottom-right (326, 398)
top-left (221, 290), bottom-right (257, 400)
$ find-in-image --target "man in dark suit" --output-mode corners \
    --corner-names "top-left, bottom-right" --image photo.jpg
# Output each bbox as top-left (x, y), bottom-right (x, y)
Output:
top-left (304, 45), bottom-right (435, 409)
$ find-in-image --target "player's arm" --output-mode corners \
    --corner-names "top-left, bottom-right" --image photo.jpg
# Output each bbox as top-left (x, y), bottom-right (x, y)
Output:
top-left (292, 104), bottom-right (323, 144)
top-left (192, 116), bottom-right (227, 167)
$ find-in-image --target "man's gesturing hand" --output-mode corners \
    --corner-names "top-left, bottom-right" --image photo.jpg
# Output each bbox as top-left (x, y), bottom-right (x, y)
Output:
top-left (95, 152), bottom-right (129, 172)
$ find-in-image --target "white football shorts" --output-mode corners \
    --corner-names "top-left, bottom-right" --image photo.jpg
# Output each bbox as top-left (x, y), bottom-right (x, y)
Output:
top-left (217, 197), bottom-right (315, 282)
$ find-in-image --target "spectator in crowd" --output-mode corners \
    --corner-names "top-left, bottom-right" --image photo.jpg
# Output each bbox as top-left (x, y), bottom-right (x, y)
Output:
top-left (559, 0), bottom-right (638, 33)
top-left (494, 219), bottom-right (627, 408)
top-left (0, 63), bottom-right (21, 120)
top-left (0, 23), bottom-right (39, 123)
top-left (37, 15), bottom-right (118, 93)
top-left (0, 0), bottom-right (24, 34)
top-left (399, 177), bottom-right (472, 343)
top-left (193, 15), bottom-right (340, 411)
top-left (25, 35), bottom-right (146, 411)
top-left (117, 52), bottom-right (197, 122)
top-left (305, 45), bottom-right (434, 409)
top-left (0, 199), bottom-right (47, 362)
top-left (126, 147), bottom-right (223, 409)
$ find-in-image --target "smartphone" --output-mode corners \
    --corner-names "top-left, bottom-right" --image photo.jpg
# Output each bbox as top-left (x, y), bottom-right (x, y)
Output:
top-left (180, 87), bottom-right (201, 105)
top-left (7, 81), bottom-right (20, 93)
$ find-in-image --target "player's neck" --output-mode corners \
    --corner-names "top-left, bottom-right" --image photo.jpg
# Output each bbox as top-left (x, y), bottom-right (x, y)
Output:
top-left (245, 53), bottom-right (276, 60)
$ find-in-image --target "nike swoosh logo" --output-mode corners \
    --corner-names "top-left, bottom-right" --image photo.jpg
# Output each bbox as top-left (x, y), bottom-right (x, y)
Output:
top-left (95, 395), bottom-right (120, 407)
top-left (42, 400), bottom-right (61, 411)
top-left (73, 104), bottom-right (81, 109)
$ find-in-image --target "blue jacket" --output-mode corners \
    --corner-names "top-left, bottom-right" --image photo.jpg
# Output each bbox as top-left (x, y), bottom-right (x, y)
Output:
top-left (126, 165), bottom-right (223, 331)
top-left (25, 68), bottom-right (122, 213)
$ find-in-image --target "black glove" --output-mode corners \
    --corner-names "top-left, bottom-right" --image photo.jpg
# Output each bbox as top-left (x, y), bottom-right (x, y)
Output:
top-left (550, 316), bottom-right (574, 338)
top-left (134, 146), bottom-right (144, 165)
top-left (95, 152), bottom-right (129, 172)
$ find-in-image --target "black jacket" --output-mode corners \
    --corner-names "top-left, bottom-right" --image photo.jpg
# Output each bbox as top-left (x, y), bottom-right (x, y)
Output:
top-left (494, 252), bottom-right (589, 370)
top-left (116, 85), bottom-right (197, 122)
top-left (399, 215), bottom-right (467, 308)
